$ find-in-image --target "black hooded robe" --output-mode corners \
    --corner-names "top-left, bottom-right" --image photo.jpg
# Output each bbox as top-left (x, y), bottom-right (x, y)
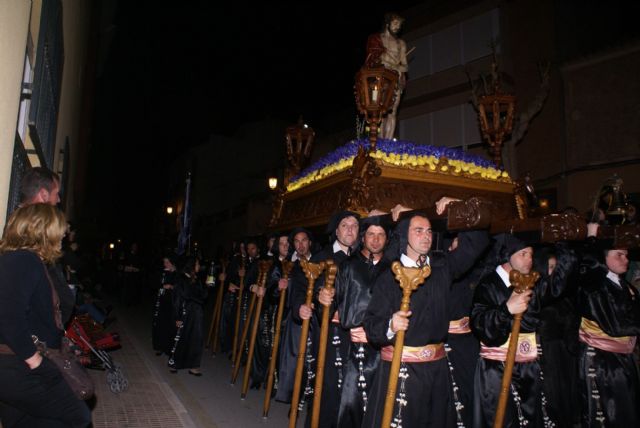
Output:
top-left (576, 254), bottom-right (640, 427)
top-left (289, 244), bottom-right (350, 428)
top-left (152, 269), bottom-right (178, 355)
top-left (170, 273), bottom-right (208, 370)
top-left (470, 244), bottom-right (575, 428)
top-left (335, 251), bottom-right (389, 428)
top-left (363, 230), bottom-right (488, 428)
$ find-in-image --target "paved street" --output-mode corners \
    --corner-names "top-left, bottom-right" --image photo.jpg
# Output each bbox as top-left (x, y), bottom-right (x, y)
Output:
top-left (90, 299), bottom-right (295, 427)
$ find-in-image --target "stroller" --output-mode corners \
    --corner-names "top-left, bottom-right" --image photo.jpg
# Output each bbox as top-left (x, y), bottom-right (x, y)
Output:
top-left (66, 315), bottom-right (129, 393)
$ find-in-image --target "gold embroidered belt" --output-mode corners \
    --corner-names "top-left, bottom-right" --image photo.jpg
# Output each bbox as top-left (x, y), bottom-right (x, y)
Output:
top-left (579, 317), bottom-right (636, 354)
top-left (480, 332), bottom-right (538, 363)
top-left (381, 343), bottom-right (445, 363)
top-left (448, 316), bottom-right (471, 334)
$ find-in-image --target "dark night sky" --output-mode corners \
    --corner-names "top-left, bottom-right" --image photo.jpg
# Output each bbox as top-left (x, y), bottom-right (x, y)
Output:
top-left (84, 1), bottom-right (640, 244)
top-left (86, 2), bottom-right (424, 241)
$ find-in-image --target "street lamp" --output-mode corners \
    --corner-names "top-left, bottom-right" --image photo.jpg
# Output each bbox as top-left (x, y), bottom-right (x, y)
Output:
top-left (354, 66), bottom-right (399, 152)
top-left (268, 177), bottom-right (278, 190)
top-left (166, 206), bottom-right (173, 215)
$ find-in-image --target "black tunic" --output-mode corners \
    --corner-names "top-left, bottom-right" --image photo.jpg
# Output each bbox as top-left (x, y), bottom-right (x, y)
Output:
top-left (152, 269), bottom-right (178, 355)
top-left (289, 244), bottom-right (350, 428)
top-left (218, 254), bottom-right (243, 354)
top-left (169, 273), bottom-right (208, 370)
top-left (275, 259), bottom-right (305, 403)
top-left (446, 259), bottom-right (486, 428)
top-left (250, 257), bottom-right (284, 387)
top-left (335, 251), bottom-right (389, 428)
top-left (470, 244), bottom-right (575, 428)
top-left (576, 259), bottom-right (640, 427)
top-left (236, 257), bottom-right (259, 364)
top-left (363, 230), bottom-right (488, 428)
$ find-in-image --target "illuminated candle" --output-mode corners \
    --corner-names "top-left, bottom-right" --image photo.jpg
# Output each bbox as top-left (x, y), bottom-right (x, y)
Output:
top-left (372, 85), bottom-right (379, 102)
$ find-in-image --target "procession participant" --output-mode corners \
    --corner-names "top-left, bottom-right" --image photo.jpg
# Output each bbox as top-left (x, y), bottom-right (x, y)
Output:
top-left (444, 235), bottom-right (492, 428)
top-left (577, 223), bottom-right (640, 427)
top-left (232, 238), bottom-right (260, 365)
top-left (168, 256), bottom-right (208, 375)
top-left (293, 210), bottom-right (360, 427)
top-left (335, 215), bottom-right (389, 427)
top-left (219, 241), bottom-right (245, 354)
top-left (249, 232), bottom-right (290, 389)
top-left (471, 234), bottom-right (576, 428)
top-left (363, 197), bottom-right (489, 428)
top-left (152, 254), bottom-right (179, 356)
top-left (275, 227), bottom-right (313, 403)
top-left (536, 247), bottom-right (580, 427)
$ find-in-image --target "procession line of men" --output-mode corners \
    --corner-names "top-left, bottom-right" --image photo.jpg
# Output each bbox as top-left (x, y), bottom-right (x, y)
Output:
top-left (215, 198), bottom-right (639, 428)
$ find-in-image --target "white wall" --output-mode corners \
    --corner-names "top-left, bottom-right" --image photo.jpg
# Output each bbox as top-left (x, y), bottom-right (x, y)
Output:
top-left (0, 0), bottom-right (31, 228)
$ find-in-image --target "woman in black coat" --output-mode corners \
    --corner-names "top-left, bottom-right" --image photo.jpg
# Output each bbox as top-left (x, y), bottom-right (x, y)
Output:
top-left (0, 204), bottom-right (91, 427)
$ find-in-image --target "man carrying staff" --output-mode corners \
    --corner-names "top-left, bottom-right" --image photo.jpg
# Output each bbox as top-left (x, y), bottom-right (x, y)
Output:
top-left (363, 197), bottom-right (488, 428)
top-left (334, 215), bottom-right (390, 427)
top-left (229, 238), bottom-right (260, 363)
top-left (471, 234), bottom-right (576, 428)
top-left (249, 232), bottom-right (290, 389)
top-left (291, 211), bottom-right (360, 427)
top-left (275, 227), bottom-right (314, 403)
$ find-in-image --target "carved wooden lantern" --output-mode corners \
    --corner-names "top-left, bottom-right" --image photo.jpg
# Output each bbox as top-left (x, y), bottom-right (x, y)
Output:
top-left (477, 82), bottom-right (516, 168)
top-left (285, 116), bottom-right (315, 185)
top-left (354, 66), bottom-right (399, 151)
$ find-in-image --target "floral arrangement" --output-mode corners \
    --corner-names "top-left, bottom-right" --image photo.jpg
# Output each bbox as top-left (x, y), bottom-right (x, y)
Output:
top-left (286, 138), bottom-right (510, 192)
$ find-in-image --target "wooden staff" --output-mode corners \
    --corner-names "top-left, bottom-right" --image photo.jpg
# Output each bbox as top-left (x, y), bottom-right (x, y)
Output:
top-left (208, 260), bottom-right (227, 355)
top-left (231, 289), bottom-right (258, 384)
top-left (311, 260), bottom-right (338, 428)
top-left (493, 269), bottom-right (539, 428)
top-left (288, 259), bottom-right (326, 428)
top-left (241, 260), bottom-right (274, 398)
top-left (263, 259), bottom-right (294, 418)
top-left (381, 262), bottom-right (431, 428)
top-left (231, 256), bottom-right (247, 364)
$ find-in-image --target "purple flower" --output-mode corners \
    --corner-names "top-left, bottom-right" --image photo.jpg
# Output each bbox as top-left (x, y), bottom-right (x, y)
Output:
top-left (289, 138), bottom-right (498, 184)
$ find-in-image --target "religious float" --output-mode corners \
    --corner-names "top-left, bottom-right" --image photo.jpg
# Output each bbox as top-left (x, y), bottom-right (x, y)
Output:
top-left (268, 50), bottom-right (546, 235)
top-left (268, 52), bottom-right (637, 246)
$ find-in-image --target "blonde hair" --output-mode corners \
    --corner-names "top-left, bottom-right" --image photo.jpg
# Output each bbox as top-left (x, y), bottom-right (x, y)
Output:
top-left (0, 204), bottom-right (67, 263)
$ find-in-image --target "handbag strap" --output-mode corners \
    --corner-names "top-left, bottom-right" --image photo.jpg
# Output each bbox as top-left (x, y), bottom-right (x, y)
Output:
top-left (42, 262), bottom-right (64, 330)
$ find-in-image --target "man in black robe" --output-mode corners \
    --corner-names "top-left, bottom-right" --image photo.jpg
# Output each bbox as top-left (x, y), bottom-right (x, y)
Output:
top-left (471, 234), bottom-right (575, 428)
top-left (218, 241), bottom-right (245, 355)
top-left (275, 227), bottom-right (314, 403)
top-left (249, 232), bottom-right (291, 389)
top-left (363, 198), bottom-right (489, 428)
top-left (577, 223), bottom-right (640, 427)
top-left (334, 215), bottom-right (389, 427)
top-left (293, 211), bottom-right (360, 428)
top-left (232, 238), bottom-right (260, 365)
top-left (444, 236), bottom-right (491, 428)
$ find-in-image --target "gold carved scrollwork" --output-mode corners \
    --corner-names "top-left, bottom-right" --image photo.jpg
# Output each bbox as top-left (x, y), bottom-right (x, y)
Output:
top-left (446, 197), bottom-right (492, 231)
top-left (540, 213), bottom-right (587, 243)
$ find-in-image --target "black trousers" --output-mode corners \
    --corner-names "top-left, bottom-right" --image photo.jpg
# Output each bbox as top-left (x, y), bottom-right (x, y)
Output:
top-left (0, 355), bottom-right (91, 428)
